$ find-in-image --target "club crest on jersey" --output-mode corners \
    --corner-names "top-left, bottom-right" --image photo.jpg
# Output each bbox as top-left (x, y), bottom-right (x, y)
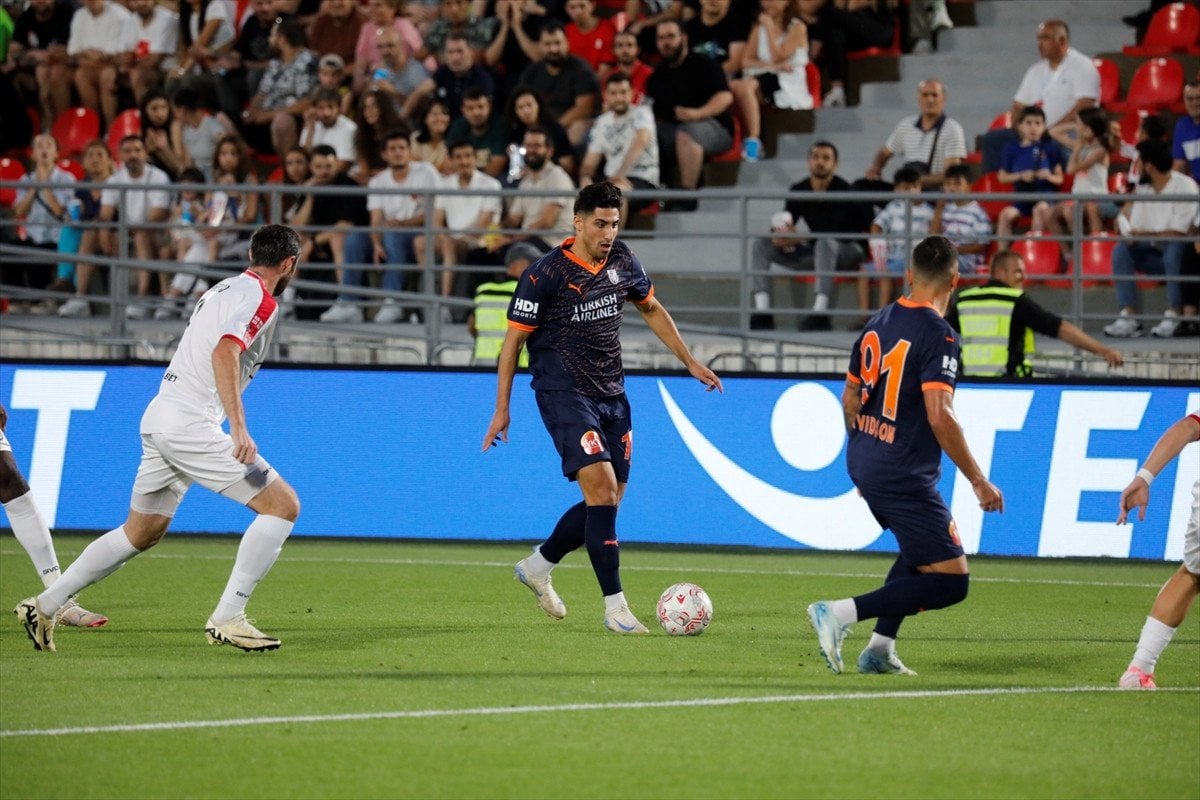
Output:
top-left (606, 268), bottom-right (619, 284)
top-left (580, 430), bottom-right (604, 455)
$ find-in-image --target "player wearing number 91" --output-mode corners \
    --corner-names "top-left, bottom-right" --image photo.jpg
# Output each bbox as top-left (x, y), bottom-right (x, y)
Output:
top-left (807, 235), bottom-right (1004, 677)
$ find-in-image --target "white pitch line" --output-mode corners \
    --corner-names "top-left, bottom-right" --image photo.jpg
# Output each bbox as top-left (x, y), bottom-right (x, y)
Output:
top-left (0, 548), bottom-right (1165, 589)
top-left (3, 686), bottom-right (1196, 739)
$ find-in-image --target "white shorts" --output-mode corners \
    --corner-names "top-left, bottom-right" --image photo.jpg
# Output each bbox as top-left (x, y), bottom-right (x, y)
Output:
top-left (1184, 480), bottom-right (1200, 575)
top-left (0, 428), bottom-right (10, 453)
top-left (130, 427), bottom-right (277, 517)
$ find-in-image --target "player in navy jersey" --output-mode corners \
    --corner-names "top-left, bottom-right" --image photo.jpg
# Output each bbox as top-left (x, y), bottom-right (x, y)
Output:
top-left (807, 235), bottom-right (1004, 675)
top-left (482, 181), bottom-right (723, 634)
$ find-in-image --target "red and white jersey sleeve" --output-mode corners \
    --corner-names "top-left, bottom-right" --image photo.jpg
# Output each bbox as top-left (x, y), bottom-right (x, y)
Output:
top-left (141, 270), bottom-right (278, 432)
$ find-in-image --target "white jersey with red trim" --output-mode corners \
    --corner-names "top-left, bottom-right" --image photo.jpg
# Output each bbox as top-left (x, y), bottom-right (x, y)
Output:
top-left (141, 270), bottom-right (279, 432)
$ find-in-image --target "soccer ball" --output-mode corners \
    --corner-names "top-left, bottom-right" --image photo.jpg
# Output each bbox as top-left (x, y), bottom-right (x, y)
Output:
top-left (656, 582), bottom-right (713, 636)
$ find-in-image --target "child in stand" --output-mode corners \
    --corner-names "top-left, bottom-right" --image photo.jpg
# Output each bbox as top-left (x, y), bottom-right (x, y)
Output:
top-left (1047, 107), bottom-right (1115, 262)
top-left (934, 164), bottom-right (993, 277)
top-left (156, 167), bottom-right (212, 319)
top-left (996, 105), bottom-right (1064, 244)
top-left (864, 166), bottom-right (933, 313)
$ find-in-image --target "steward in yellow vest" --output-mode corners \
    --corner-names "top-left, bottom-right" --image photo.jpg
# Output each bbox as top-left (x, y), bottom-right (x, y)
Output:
top-left (470, 243), bottom-right (540, 366)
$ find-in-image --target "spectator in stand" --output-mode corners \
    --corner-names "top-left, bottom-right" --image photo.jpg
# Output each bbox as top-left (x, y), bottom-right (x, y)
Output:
top-left (743, 0), bottom-right (814, 154)
top-left (979, 19), bottom-right (1099, 173)
top-left (9, 134), bottom-right (75, 299)
top-left (1173, 81), bottom-right (1200, 180)
top-left (624, 0), bottom-right (684, 56)
top-left (864, 166), bottom-right (932, 313)
top-left (172, 87), bottom-right (234, 181)
top-left (67, 0), bottom-right (134, 129)
top-left (276, 146), bottom-right (312, 224)
top-left (504, 87), bottom-right (574, 177)
top-left (417, 0), bottom-right (496, 61)
top-left (239, 16), bottom-right (318, 159)
top-left (420, 138), bottom-right (503, 316)
top-left (483, 0), bottom-right (542, 98)
top-left (9, 0), bottom-right (75, 133)
top-left (169, 0), bottom-right (239, 118)
top-left (933, 164), bottom-right (992, 277)
top-left (564, 0), bottom-right (617, 78)
top-left (907, 0), bottom-right (953, 55)
top-left (353, 0), bottom-right (424, 94)
top-left (864, 79), bottom-right (965, 190)
top-left (448, 87), bottom-right (509, 178)
top-left (1104, 140), bottom-right (1200, 339)
top-left (156, 167), bottom-right (215, 319)
top-left (687, 0), bottom-right (760, 162)
top-left (995, 106), bottom-right (1063, 244)
top-left (275, 0), bottom-right (322, 25)
top-left (229, 0), bottom-right (274, 102)
top-left (748, 140), bottom-right (872, 331)
top-left (210, 134), bottom-right (261, 240)
top-left (1046, 108), bottom-right (1114, 263)
top-left (797, 0), bottom-right (895, 108)
top-left (309, 54), bottom-right (354, 118)
top-left (354, 88), bottom-right (406, 178)
top-left (645, 19), bottom-right (733, 210)
top-left (409, 97), bottom-right (454, 175)
top-left (580, 73), bottom-right (659, 219)
top-left (308, 0), bottom-right (365, 75)
top-left (301, 88), bottom-right (359, 172)
top-left (140, 89), bottom-right (189, 179)
top-left (59, 140), bottom-right (115, 318)
top-left (610, 29), bottom-right (651, 105)
top-left (494, 126), bottom-right (575, 251)
top-left (516, 21), bottom-right (601, 146)
top-left (99, 135), bottom-right (173, 318)
top-left (120, 0), bottom-right (178, 105)
top-left (363, 27), bottom-right (429, 113)
top-left (324, 130), bottom-right (440, 323)
top-left (401, 33), bottom-right (495, 121)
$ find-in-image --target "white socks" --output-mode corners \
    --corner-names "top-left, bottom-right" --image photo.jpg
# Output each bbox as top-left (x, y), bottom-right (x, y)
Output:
top-left (830, 598), bottom-right (858, 626)
top-left (867, 632), bottom-right (896, 655)
top-left (603, 591), bottom-right (628, 613)
top-left (525, 548), bottom-right (555, 577)
top-left (753, 291), bottom-right (771, 311)
top-left (3, 492), bottom-right (60, 588)
top-left (211, 515), bottom-right (293, 624)
top-left (38, 526), bottom-right (140, 614)
top-left (1130, 615), bottom-right (1176, 674)
top-left (813, 293), bottom-right (830, 311)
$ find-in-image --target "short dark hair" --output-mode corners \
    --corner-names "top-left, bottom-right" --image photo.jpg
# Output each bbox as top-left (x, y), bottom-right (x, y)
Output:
top-left (893, 166), bottom-right (922, 186)
top-left (311, 144), bottom-right (338, 159)
top-left (383, 128), bottom-right (410, 147)
top-left (249, 224), bottom-right (301, 267)
top-left (810, 140), bottom-right (838, 161)
top-left (446, 137), bottom-right (473, 154)
top-left (172, 87), bottom-right (200, 110)
top-left (274, 14), bottom-right (307, 47)
top-left (1018, 105), bottom-right (1045, 123)
top-left (990, 250), bottom-right (1023, 274)
top-left (1140, 113), bottom-right (1168, 141)
top-left (523, 125), bottom-right (552, 149)
top-left (120, 134), bottom-right (143, 148)
top-left (313, 88), bottom-right (342, 107)
top-left (1137, 139), bottom-right (1173, 173)
top-left (604, 73), bottom-right (632, 90)
top-left (911, 235), bottom-right (959, 284)
top-left (462, 86), bottom-right (491, 103)
top-left (178, 167), bottom-right (205, 184)
top-left (574, 181), bottom-right (622, 215)
top-left (539, 20), bottom-right (565, 38)
top-left (943, 164), bottom-right (972, 182)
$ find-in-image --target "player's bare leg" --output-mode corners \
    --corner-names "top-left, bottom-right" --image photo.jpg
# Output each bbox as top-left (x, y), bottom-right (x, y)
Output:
top-left (1121, 565), bottom-right (1200, 689)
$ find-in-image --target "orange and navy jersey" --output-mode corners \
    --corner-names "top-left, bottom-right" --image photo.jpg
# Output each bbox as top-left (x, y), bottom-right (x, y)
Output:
top-left (845, 296), bottom-right (960, 490)
top-left (507, 237), bottom-right (653, 398)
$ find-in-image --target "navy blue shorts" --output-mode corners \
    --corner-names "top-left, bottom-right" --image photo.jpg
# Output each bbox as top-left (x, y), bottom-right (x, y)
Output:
top-left (859, 482), bottom-right (964, 566)
top-left (535, 390), bottom-right (632, 483)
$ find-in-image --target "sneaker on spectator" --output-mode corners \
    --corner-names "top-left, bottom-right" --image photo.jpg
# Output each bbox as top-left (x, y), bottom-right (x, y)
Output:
top-left (822, 85), bottom-right (846, 107)
top-left (58, 297), bottom-right (91, 318)
top-left (742, 137), bottom-right (762, 162)
top-left (1150, 310), bottom-right (1180, 338)
top-left (125, 302), bottom-right (149, 320)
top-left (374, 298), bottom-right (403, 324)
top-left (930, 2), bottom-right (954, 31)
top-left (153, 300), bottom-right (181, 320)
top-left (319, 301), bottom-right (363, 324)
top-left (1104, 311), bottom-right (1142, 338)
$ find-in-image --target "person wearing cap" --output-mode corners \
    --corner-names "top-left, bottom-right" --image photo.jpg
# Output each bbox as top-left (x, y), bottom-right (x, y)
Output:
top-left (301, 87), bottom-right (359, 173)
top-left (311, 53), bottom-right (353, 117)
top-left (470, 242), bottom-right (537, 365)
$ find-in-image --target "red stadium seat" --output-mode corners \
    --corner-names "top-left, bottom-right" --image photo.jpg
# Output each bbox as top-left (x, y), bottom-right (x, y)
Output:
top-left (971, 171), bottom-right (1009, 223)
top-left (807, 62), bottom-right (822, 109)
top-left (1094, 57), bottom-right (1120, 106)
top-left (1010, 233), bottom-right (1069, 288)
top-left (708, 114), bottom-right (743, 164)
top-left (1123, 2), bottom-right (1200, 56)
top-left (57, 158), bottom-right (85, 179)
top-left (847, 18), bottom-right (901, 60)
top-left (0, 156), bottom-right (25, 207)
top-left (1116, 108), bottom-right (1151, 148)
top-left (50, 107), bottom-right (101, 158)
top-left (265, 166), bottom-right (285, 183)
top-left (988, 111), bottom-right (1012, 131)
top-left (106, 108), bottom-right (142, 159)
top-left (1109, 58), bottom-right (1185, 113)
top-left (1077, 232), bottom-right (1118, 287)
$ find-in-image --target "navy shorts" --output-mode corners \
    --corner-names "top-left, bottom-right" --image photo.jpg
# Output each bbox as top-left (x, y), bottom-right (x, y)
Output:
top-left (859, 482), bottom-right (964, 566)
top-left (535, 390), bottom-right (632, 483)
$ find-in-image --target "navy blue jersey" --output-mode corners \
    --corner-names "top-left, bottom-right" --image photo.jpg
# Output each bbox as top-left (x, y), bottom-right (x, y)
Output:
top-left (845, 297), bottom-right (961, 491)
top-left (507, 238), bottom-right (654, 398)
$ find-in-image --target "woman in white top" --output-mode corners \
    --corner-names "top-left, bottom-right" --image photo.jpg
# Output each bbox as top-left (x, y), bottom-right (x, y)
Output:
top-left (1048, 108), bottom-right (1114, 261)
top-left (168, 0), bottom-right (239, 116)
top-left (742, 0), bottom-right (812, 112)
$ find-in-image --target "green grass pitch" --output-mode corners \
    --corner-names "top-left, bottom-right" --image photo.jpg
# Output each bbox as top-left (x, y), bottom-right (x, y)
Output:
top-left (2, 535), bottom-right (1197, 799)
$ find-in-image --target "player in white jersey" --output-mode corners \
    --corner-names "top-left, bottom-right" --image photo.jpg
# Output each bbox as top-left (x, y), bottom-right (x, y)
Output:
top-left (1115, 412), bottom-right (1200, 689)
top-left (14, 225), bottom-right (303, 653)
top-left (1, 406), bottom-right (108, 629)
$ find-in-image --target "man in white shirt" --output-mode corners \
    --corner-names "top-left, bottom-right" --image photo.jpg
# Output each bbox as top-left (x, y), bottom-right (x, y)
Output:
top-left (580, 73), bottom-right (659, 219)
top-left (1105, 140), bottom-right (1200, 339)
top-left (323, 130), bottom-right (440, 323)
top-left (502, 127), bottom-right (577, 251)
top-left (68, 0), bottom-right (134, 127)
top-left (421, 138), bottom-right (502, 319)
top-left (100, 136), bottom-right (172, 318)
top-left (15, 225), bottom-right (303, 655)
top-left (300, 87), bottom-right (359, 173)
top-left (120, 0), bottom-right (178, 104)
top-left (864, 79), bottom-right (967, 190)
top-left (981, 19), bottom-right (1099, 172)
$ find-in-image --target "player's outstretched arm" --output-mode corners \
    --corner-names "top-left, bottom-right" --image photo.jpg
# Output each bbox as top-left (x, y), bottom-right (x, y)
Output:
top-left (636, 297), bottom-right (723, 393)
top-left (212, 338), bottom-right (258, 465)
top-left (1117, 415), bottom-right (1200, 525)
top-left (482, 327), bottom-right (532, 451)
top-left (924, 387), bottom-right (1004, 513)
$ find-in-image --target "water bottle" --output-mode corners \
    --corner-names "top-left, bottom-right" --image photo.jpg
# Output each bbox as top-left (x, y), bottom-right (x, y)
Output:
top-left (373, 67), bottom-right (391, 83)
top-left (57, 199), bottom-right (83, 280)
top-left (506, 143), bottom-right (525, 183)
top-left (181, 203), bottom-right (194, 225)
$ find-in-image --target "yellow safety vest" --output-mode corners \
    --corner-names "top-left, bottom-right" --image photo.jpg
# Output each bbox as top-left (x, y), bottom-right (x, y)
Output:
top-left (955, 285), bottom-right (1035, 377)
top-left (473, 279), bottom-right (528, 366)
